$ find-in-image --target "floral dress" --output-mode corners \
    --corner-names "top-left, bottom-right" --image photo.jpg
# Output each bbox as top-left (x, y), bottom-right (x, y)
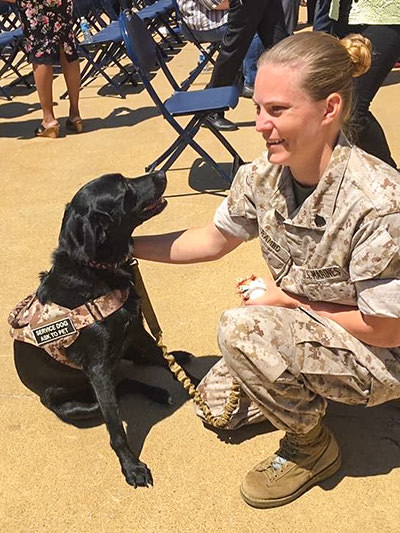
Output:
top-left (17, 0), bottom-right (78, 64)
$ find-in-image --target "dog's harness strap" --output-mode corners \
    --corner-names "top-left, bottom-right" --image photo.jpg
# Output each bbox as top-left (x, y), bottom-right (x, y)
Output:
top-left (131, 260), bottom-right (241, 429)
top-left (9, 288), bottom-right (130, 369)
top-left (72, 289), bottom-right (129, 326)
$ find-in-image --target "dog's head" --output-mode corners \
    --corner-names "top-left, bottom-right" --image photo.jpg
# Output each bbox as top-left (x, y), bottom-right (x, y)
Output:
top-left (57, 171), bottom-right (167, 265)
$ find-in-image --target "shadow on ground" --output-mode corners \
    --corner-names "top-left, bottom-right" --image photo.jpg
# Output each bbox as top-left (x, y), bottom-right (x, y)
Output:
top-left (0, 105), bottom-right (160, 138)
top-left (320, 399), bottom-right (400, 491)
top-left (188, 158), bottom-right (247, 194)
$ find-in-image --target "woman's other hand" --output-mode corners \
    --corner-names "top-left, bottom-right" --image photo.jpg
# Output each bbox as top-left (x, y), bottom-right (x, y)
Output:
top-left (243, 279), bottom-right (298, 308)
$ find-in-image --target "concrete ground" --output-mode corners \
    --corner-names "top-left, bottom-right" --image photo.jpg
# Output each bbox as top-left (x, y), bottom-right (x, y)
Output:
top-left (1, 12), bottom-right (400, 533)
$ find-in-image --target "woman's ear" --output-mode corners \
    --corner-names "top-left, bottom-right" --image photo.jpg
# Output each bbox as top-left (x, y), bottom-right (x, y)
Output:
top-left (323, 92), bottom-right (342, 124)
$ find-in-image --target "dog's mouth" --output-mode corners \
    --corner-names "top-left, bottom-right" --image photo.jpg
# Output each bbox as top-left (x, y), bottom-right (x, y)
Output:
top-left (140, 197), bottom-right (167, 219)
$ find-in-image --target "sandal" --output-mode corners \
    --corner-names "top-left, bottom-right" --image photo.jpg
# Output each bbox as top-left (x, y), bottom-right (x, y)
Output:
top-left (35, 124), bottom-right (60, 138)
top-left (66, 118), bottom-right (83, 134)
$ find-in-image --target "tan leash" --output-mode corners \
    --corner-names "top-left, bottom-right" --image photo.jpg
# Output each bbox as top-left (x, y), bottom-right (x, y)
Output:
top-left (131, 260), bottom-right (241, 429)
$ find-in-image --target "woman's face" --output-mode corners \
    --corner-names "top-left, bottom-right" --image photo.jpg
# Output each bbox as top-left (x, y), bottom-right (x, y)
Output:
top-left (254, 63), bottom-right (331, 170)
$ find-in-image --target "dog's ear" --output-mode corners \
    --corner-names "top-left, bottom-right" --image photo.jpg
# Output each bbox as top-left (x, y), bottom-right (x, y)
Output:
top-left (59, 206), bottom-right (113, 260)
top-left (122, 186), bottom-right (137, 214)
top-left (82, 210), bottom-right (114, 257)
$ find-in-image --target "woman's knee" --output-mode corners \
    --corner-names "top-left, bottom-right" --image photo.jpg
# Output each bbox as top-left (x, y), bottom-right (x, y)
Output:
top-left (217, 306), bottom-right (282, 360)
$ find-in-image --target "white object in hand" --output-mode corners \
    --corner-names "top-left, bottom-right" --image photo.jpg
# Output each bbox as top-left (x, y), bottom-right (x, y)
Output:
top-left (236, 275), bottom-right (266, 301)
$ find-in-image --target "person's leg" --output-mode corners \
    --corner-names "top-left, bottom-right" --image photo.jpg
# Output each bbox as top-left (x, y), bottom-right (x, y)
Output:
top-left (216, 305), bottom-right (384, 507)
top-left (350, 25), bottom-right (400, 168)
top-left (184, 24), bottom-right (227, 44)
top-left (206, 0), bottom-right (286, 130)
top-left (59, 48), bottom-right (81, 124)
top-left (195, 358), bottom-right (267, 429)
top-left (32, 62), bottom-right (58, 130)
top-left (242, 34), bottom-right (264, 96)
top-left (256, 0), bottom-right (289, 50)
top-left (209, 0), bottom-right (270, 89)
top-left (281, 0), bottom-right (300, 34)
top-left (306, 0), bottom-right (316, 25)
top-left (312, 0), bottom-right (334, 33)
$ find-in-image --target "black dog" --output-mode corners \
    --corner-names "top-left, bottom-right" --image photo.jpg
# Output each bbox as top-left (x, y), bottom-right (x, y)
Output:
top-left (11, 172), bottom-right (188, 488)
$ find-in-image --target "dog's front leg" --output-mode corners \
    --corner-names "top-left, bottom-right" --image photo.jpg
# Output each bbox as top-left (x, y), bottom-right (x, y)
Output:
top-left (86, 367), bottom-right (153, 487)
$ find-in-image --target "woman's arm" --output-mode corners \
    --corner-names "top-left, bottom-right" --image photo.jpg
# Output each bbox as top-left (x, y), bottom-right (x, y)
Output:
top-left (245, 279), bottom-right (400, 348)
top-left (133, 220), bottom-right (243, 264)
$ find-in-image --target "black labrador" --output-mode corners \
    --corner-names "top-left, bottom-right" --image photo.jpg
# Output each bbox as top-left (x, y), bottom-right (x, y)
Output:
top-left (11, 172), bottom-right (190, 488)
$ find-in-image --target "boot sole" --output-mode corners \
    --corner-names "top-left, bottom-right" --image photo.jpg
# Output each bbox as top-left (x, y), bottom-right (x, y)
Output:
top-left (240, 451), bottom-right (342, 509)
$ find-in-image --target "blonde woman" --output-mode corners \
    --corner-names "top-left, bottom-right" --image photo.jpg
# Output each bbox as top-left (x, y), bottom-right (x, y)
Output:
top-left (4, 0), bottom-right (83, 137)
top-left (133, 32), bottom-right (400, 508)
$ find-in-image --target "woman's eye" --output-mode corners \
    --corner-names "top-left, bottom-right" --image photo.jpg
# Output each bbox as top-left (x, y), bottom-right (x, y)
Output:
top-left (254, 104), bottom-right (261, 114)
top-left (270, 106), bottom-right (285, 116)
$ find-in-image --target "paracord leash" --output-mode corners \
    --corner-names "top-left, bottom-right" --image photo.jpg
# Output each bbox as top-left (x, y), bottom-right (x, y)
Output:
top-left (131, 259), bottom-right (241, 428)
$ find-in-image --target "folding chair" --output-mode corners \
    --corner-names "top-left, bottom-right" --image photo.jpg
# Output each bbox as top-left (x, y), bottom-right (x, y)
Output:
top-left (171, 0), bottom-right (220, 90)
top-left (61, 0), bottom-right (137, 98)
top-left (0, 27), bottom-right (32, 100)
top-left (69, 0), bottom-right (178, 98)
top-left (120, 10), bottom-right (244, 184)
top-left (0, 1), bottom-right (20, 31)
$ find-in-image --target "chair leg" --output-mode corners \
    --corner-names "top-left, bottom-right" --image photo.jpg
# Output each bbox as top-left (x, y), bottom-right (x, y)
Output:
top-left (206, 119), bottom-right (245, 164)
top-left (0, 84), bottom-right (12, 100)
top-left (160, 115), bottom-right (237, 184)
top-left (145, 116), bottom-right (199, 172)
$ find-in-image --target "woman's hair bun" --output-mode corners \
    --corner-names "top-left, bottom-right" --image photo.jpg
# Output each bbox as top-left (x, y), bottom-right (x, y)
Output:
top-left (340, 33), bottom-right (372, 77)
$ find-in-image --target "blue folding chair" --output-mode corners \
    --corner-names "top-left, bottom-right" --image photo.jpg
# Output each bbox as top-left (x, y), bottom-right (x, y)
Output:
top-left (0, 27), bottom-right (32, 100)
top-left (120, 10), bottom-right (243, 184)
top-left (0, 1), bottom-right (20, 31)
top-left (66, 0), bottom-right (137, 98)
top-left (69, 0), bottom-right (180, 98)
top-left (171, 0), bottom-right (220, 90)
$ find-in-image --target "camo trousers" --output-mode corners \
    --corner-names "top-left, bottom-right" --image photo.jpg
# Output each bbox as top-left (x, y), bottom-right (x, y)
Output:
top-left (195, 306), bottom-right (400, 433)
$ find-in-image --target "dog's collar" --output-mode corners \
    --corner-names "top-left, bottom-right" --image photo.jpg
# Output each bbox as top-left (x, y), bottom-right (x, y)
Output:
top-left (86, 254), bottom-right (137, 271)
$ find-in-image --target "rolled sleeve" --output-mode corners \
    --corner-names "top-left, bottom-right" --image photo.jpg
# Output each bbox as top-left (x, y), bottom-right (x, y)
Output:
top-left (350, 215), bottom-right (400, 317)
top-left (213, 162), bottom-right (260, 241)
top-left (214, 198), bottom-right (258, 241)
top-left (357, 279), bottom-right (400, 317)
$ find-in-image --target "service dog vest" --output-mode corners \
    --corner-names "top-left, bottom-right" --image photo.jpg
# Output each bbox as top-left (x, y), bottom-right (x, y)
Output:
top-left (8, 289), bottom-right (129, 369)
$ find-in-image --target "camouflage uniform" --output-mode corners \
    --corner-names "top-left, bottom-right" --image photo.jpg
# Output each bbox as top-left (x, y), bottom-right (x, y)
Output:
top-left (196, 134), bottom-right (400, 433)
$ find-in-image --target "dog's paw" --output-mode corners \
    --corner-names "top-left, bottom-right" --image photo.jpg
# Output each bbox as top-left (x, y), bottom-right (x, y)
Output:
top-left (169, 350), bottom-right (193, 365)
top-left (124, 461), bottom-right (153, 488)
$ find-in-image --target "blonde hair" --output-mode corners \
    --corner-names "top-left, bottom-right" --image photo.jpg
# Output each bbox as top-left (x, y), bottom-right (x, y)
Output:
top-left (257, 32), bottom-right (372, 126)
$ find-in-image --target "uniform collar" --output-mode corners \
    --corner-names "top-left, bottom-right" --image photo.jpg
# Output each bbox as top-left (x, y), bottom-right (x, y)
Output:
top-left (269, 132), bottom-right (352, 228)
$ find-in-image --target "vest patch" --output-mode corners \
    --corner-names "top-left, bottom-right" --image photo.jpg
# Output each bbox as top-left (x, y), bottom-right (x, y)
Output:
top-left (31, 317), bottom-right (76, 346)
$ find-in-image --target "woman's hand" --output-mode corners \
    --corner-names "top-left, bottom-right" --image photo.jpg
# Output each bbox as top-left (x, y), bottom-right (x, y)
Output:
top-left (243, 278), bottom-right (298, 308)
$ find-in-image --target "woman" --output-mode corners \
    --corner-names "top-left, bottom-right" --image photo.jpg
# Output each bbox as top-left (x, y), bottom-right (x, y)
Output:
top-left (133, 32), bottom-right (400, 508)
top-left (4, 0), bottom-right (82, 137)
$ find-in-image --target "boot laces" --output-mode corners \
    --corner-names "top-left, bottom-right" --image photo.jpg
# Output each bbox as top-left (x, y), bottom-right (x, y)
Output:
top-left (257, 436), bottom-right (297, 480)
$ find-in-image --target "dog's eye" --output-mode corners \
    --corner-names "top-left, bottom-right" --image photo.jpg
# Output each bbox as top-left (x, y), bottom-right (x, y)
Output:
top-left (123, 189), bottom-right (137, 211)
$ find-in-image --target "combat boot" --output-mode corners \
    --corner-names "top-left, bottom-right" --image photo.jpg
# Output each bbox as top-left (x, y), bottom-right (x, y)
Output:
top-left (240, 424), bottom-right (341, 508)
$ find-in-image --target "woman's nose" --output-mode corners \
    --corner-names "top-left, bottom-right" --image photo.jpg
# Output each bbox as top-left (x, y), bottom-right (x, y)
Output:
top-left (255, 113), bottom-right (273, 133)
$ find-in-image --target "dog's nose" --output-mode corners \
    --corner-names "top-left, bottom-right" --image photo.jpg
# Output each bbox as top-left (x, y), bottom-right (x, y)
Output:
top-left (154, 170), bottom-right (166, 183)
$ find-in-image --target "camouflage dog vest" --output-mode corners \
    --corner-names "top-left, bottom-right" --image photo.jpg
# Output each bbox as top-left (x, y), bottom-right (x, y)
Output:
top-left (8, 289), bottom-right (129, 369)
